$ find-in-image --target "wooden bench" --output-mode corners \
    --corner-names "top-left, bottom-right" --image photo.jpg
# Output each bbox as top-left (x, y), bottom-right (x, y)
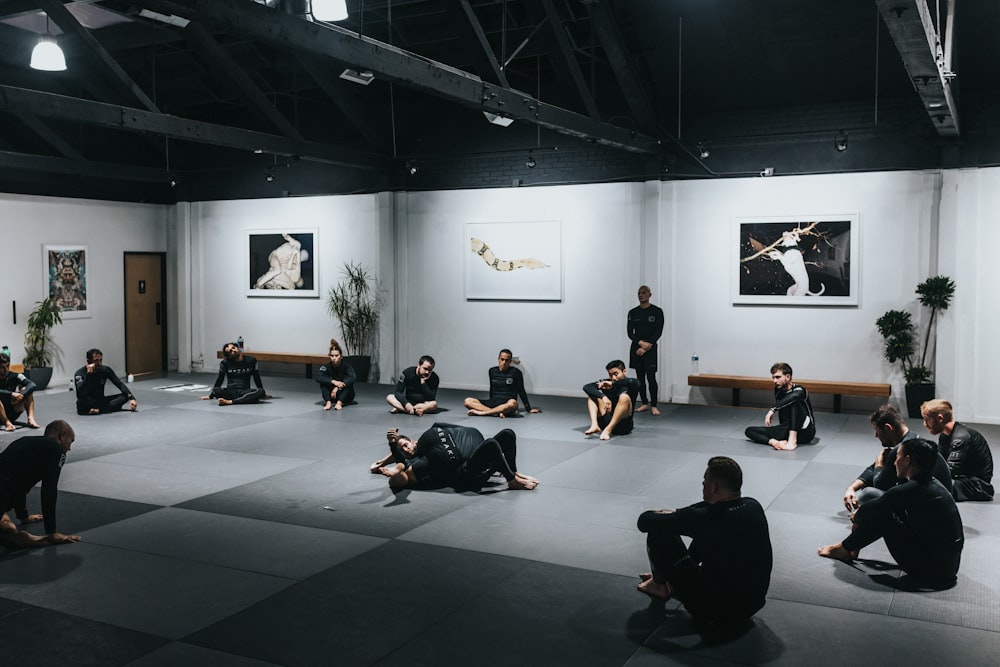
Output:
top-left (688, 374), bottom-right (891, 413)
top-left (217, 350), bottom-right (328, 379)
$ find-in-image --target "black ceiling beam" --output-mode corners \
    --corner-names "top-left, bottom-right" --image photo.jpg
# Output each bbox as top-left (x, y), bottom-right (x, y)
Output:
top-left (183, 20), bottom-right (303, 140)
top-left (37, 0), bottom-right (160, 112)
top-left (294, 54), bottom-right (387, 153)
top-left (0, 147), bottom-right (165, 181)
top-left (876, 0), bottom-right (959, 136)
top-left (14, 112), bottom-right (85, 159)
top-left (131, 0), bottom-right (661, 154)
top-left (0, 84), bottom-right (386, 168)
top-left (458, 0), bottom-right (508, 88)
top-left (541, 0), bottom-right (600, 122)
top-left (583, 0), bottom-right (657, 136)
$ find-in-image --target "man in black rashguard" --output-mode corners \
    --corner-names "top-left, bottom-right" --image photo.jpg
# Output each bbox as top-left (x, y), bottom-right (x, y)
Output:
top-left (744, 362), bottom-right (815, 451)
top-left (0, 419), bottom-right (81, 549)
top-left (464, 349), bottom-right (542, 418)
top-left (200, 342), bottom-right (266, 406)
top-left (1, 353), bottom-right (40, 430)
top-left (584, 359), bottom-right (639, 441)
top-left (385, 355), bottom-right (439, 416)
top-left (370, 423), bottom-right (539, 492)
top-left (921, 399), bottom-right (994, 501)
top-left (637, 456), bottom-right (772, 627)
top-left (74, 348), bottom-right (137, 415)
top-left (627, 285), bottom-right (665, 416)
top-left (820, 438), bottom-right (964, 589)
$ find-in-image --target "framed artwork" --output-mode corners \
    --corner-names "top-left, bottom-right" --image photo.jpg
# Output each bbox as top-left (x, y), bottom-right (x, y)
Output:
top-left (44, 244), bottom-right (89, 319)
top-left (246, 229), bottom-right (318, 298)
top-left (464, 221), bottom-right (562, 301)
top-left (733, 215), bottom-right (859, 306)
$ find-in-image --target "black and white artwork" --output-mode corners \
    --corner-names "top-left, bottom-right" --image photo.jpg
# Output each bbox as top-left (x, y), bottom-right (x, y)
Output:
top-left (246, 229), bottom-right (318, 298)
top-left (733, 215), bottom-right (859, 306)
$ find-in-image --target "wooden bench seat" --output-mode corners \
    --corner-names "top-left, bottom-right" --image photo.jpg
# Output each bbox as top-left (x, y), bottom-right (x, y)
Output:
top-left (217, 350), bottom-right (328, 379)
top-left (688, 374), bottom-right (891, 413)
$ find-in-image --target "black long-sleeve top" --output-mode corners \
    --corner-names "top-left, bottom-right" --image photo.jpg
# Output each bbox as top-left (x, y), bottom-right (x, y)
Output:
top-left (939, 423), bottom-right (993, 483)
top-left (1, 370), bottom-right (37, 402)
top-left (626, 304), bottom-right (665, 348)
top-left (771, 384), bottom-right (815, 431)
top-left (857, 431), bottom-right (952, 491)
top-left (74, 365), bottom-right (134, 402)
top-left (488, 365), bottom-right (531, 411)
top-left (0, 435), bottom-right (67, 534)
top-left (393, 366), bottom-right (439, 406)
top-left (315, 360), bottom-right (356, 388)
top-left (213, 355), bottom-right (264, 391)
top-left (583, 376), bottom-right (639, 409)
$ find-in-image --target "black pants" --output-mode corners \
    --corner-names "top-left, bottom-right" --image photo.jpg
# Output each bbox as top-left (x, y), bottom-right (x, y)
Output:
top-left (635, 361), bottom-right (658, 406)
top-left (456, 429), bottom-right (519, 490)
top-left (745, 404), bottom-right (815, 445)
top-left (318, 382), bottom-right (355, 405)
top-left (876, 513), bottom-right (961, 587)
top-left (211, 387), bottom-right (265, 404)
top-left (76, 394), bottom-right (129, 415)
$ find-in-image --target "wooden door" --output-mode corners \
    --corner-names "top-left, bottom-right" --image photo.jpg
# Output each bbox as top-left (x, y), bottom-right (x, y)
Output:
top-left (124, 253), bottom-right (166, 376)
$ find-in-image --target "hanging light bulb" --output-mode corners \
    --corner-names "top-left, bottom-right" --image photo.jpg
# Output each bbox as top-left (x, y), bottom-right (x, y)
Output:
top-left (312, 0), bottom-right (348, 22)
top-left (30, 14), bottom-right (66, 72)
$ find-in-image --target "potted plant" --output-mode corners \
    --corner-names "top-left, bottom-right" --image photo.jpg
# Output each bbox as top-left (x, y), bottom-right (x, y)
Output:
top-left (325, 262), bottom-right (381, 382)
top-left (875, 275), bottom-right (956, 418)
top-left (23, 297), bottom-right (63, 390)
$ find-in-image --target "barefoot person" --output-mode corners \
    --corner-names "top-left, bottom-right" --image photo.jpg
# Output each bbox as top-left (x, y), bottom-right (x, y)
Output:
top-left (0, 420), bottom-right (81, 548)
top-left (636, 457), bottom-right (772, 627)
top-left (316, 340), bottom-right (356, 411)
top-left (74, 348), bottom-right (137, 415)
top-left (921, 399), bottom-right (995, 501)
top-left (464, 349), bottom-right (541, 418)
top-left (200, 342), bottom-right (266, 406)
top-left (744, 362), bottom-right (816, 451)
top-left (386, 356), bottom-right (439, 416)
top-left (627, 285), bottom-right (665, 416)
top-left (583, 360), bottom-right (639, 440)
top-left (0, 353), bottom-right (40, 431)
top-left (370, 424), bottom-right (539, 492)
top-left (820, 437), bottom-right (964, 589)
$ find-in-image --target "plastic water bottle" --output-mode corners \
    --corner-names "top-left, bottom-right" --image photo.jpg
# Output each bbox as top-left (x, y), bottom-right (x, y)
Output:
top-left (690, 355), bottom-right (700, 375)
top-left (1, 344), bottom-right (8, 360)
top-left (237, 336), bottom-right (244, 350)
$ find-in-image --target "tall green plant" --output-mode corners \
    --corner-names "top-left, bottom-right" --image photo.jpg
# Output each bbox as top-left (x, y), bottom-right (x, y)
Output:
top-left (23, 297), bottom-right (63, 368)
top-left (325, 262), bottom-right (381, 358)
top-left (875, 275), bottom-right (955, 384)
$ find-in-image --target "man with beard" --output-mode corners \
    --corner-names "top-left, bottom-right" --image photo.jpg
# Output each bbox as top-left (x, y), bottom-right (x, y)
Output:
top-left (200, 342), bottom-right (266, 405)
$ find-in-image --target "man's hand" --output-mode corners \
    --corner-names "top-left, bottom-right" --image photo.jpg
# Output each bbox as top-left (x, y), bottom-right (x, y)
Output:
top-left (601, 396), bottom-right (612, 412)
top-left (843, 487), bottom-right (859, 511)
top-left (129, 399), bottom-right (138, 411)
top-left (638, 341), bottom-right (653, 351)
top-left (86, 363), bottom-right (96, 374)
top-left (764, 409), bottom-right (775, 427)
top-left (47, 532), bottom-right (81, 544)
top-left (654, 509), bottom-right (675, 514)
top-left (874, 447), bottom-right (887, 468)
top-left (386, 428), bottom-right (399, 444)
top-left (11, 391), bottom-right (23, 401)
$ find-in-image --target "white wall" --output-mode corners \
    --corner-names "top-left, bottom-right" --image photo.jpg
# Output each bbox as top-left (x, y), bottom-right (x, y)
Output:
top-left (0, 194), bottom-right (166, 387)
top-left (187, 194), bottom-right (395, 382)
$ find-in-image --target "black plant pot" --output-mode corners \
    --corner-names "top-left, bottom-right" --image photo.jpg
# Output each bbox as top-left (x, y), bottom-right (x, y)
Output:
top-left (346, 355), bottom-right (371, 383)
top-left (25, 366), bottom-right (54, 391)
top-left (904, 383), bottom-right (936, 419)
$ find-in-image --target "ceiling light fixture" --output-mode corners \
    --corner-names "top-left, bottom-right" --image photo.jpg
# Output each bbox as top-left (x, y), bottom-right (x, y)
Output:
top-left (483, 111), bottom-right (514, 127)
top-left (407, 160), bottom-right (418, 175)
top-left (312, 0), bottom-right (348, 22)
top-left (339, 68), bottom-right (375, 86)
top-left (30, 13), bottom-right (66, 72)
top-left (834, 131), bottom-right (849, 152)
top-left (759, 167), bottom-right (774, 177)
top-left (265, 172), bottom-right (275, 183)
top-left (697, 142), bottom-right (710, 159)
top-left (525, 153), bottom-right (536, 169)
top-left (138, 9), bottom-right (190, 28)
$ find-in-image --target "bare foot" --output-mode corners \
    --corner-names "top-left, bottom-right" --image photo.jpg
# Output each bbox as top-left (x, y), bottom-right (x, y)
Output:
top-left (508, 477), bottom-right (538, 490)
top-left (515, 472), bottom-right (539, 484)
top-left (468, 409), bottom-right (483, 416)
top-left (334, 402), bottom-right (343, 411)
top-left (637, 575), bottom-right (673, 600)
top-left (324, 401), bottom-right (333, 411)
top-left (818, 544), bottom-right (859, 561)
top-left (218, 398), bottom-right (233, 406)
top-left (497, 412), bottom-right (506, 419)
top-left (3, 422), bottom-right (14, 432)
top-left (772, 440), bottom-right (798, 451)
top-left (600, 429), bottom-right (612, 441)
top-left (584, 425), bottom-right (601, 435)
top-left (650, 406), bottom-right (661, 416)
top-left (89, 408), bottom-right (100, 415)
top-left (636, 403), bottom-right (650, 413)
top-left (27, 419), bottom-right (40, 429)
top-left (415, 408), bottom-right (424, 416)
top-left (389, 407), bottom-right (401, 414)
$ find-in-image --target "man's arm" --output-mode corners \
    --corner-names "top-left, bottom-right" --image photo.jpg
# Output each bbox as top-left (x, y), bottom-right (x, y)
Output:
top-left (16, 373), bottom-right (37, 398)
top-left (513, 369), bottom-right (537, 412)
top-left (771, 385), bottom-right (808, 411)
top-left (393, 369), bottom-right (411, 406)
top-left (636, 502), bottom-right (707, 535)
top-left (649, 306), bottom-right (665, 345)
top-left (104, 367), bottom-right (135, 401)
top-left (418, 373), bottom-right (439, 401)
top-left (583, 381), bottom-right (604, 399)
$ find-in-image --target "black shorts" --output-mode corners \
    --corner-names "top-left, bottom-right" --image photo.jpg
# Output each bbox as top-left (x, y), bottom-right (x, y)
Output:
top-left (598, 412), bottom-right (633, 435)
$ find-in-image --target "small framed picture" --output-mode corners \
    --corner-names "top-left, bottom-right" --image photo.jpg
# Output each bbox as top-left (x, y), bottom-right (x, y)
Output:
top-left (465, 221), bottom-right (562, 301)
top-left (44, 244), bottom-right (90, 319)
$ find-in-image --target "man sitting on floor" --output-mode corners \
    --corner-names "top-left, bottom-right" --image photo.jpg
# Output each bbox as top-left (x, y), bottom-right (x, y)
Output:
top-left (463, 348), bottom-right (541, 418)
top-left (921, 399), bottom-right (994, 501)
top-left (370, 424), bottom-right (538, 492)
top-left (0, 353), bottom-right (40, 431)
top-left (200, 342), bottom-right (267, 406)
top-left (820, 437), bottom-right (964, 589)
top-left (386, 355), bottom-right (439, 416)
top-left (744, 362), bottom-right (815, 451)
top-left (74, 348), bottom-right (137, 415)
top-left (636, 456), bottom-right (773, 628)
top-left (583, 359), bottom-right (639, 440)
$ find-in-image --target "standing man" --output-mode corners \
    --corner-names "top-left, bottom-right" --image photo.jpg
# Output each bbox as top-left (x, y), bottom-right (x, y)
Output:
top-left (636, 456), bottom-right (772, 627)
top-left (820, 438), bottom-right (964, 589)
top-left (464, 349), bottom-right (542, 418)
top-left (200, 342), bottom-right (266, 406)
top-left (386, 355), bottom-right (439, 416)
top-left (583, 359), bottom-right (639, 441)
top-left (744, 362), bottom-right (815, 451)
top-left (0, 419), bottom-right (81, 548)
top-left (843, 405), bottom-right (951, 511)
top-left (627, 285), bottom-right (665, 416)
top-left (74, 348), bottom-right (137, 415)
top-left (0, 353), bottom-right (40, 430)
top-left (920, 399), bottom-right (994, 501)
top-left (370, 423), bottom-right (539, 492)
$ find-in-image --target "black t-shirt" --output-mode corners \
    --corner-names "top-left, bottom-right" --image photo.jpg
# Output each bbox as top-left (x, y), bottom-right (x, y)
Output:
top-left (488, 366), bottom-right (530, 410)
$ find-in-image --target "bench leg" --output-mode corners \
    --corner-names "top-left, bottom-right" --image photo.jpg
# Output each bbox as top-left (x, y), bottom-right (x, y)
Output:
top-left (833, 394), bottom-right (841, 413)
top-left (732, 388), bottom-right (741, 407)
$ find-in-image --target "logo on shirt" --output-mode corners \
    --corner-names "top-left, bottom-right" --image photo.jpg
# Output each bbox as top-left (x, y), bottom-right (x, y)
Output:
top-left (505, 378), bottom-right (513, 385)
top-left (648, 316), bottom-right (656, 322)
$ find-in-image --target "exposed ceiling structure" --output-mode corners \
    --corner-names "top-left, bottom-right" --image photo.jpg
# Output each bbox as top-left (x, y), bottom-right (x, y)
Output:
top-left (0, 0), bottom-right (996, 204)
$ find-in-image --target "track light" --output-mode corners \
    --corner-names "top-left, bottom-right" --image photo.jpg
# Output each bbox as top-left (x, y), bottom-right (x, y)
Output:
top-left (313, 0), bottom-right (348, 21)
top-left (339, 68), bottom-right (375, 85)
top-left (697, 142), bottom-right (710, 159)
top-left (407, 160), bottom-right (418, 175)
top-left (265, 172), bottom-right (275, 183)
top-left (525, 154), bottom-right (536, 169)
top-left (835, 131), bottom-right (849, 152)
top-left (759, 167), bottom-right (774, 177)
top-left (483, 111), bottom-right (514, 127)
top-left (30, 14), bottom-right (66, 72)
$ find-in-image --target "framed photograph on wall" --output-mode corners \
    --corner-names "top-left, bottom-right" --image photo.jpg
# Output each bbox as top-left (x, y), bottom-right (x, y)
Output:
top-left (465, 221), bottom-right (562, 301)
top-left (44, 244), bottom-right (89, 319)
top-left (733, 215), bottom-right (859, 306)
top-left (246, 229), bottom-right (318, 298)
